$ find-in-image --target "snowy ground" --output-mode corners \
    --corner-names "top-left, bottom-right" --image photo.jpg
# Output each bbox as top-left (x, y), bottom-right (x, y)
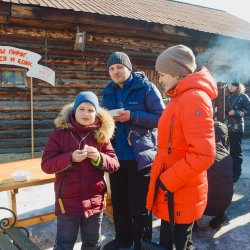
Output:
top-left (1, 139), bottom-right (250, 250)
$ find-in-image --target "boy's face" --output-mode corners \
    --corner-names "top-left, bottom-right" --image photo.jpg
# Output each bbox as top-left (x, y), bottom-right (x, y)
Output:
top-left (75, 102), bottom-right (96, 126)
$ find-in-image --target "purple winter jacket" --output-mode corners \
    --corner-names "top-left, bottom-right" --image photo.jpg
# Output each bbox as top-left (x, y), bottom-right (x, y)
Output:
top-left (41, 104), bottom-right (119, 218)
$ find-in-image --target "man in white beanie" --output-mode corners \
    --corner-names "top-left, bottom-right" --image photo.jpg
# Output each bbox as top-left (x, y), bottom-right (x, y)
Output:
top-left (102, 51), bottom-right (165, 250)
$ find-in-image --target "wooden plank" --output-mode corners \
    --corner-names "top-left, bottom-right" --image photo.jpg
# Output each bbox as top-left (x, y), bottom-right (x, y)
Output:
top-left (0, 94), bottom-right (74, 102)
top-left (0, 129), bottom-right (52, 139)
top-left (0, 34), bottom-right (44, 45)
top-left (4, 227), bottom-right (41, 250)
top-left (0, 232), bottom-right (19, 250)
top-left (0, 120), bottom-right (53, 130)
top-left (0, 101), bottom-right (69, 112)
top-left (0, 138), bottom-right (48, 149)
top-left (9, 5), bottom-right (194, 39)
top-left (0, 111), bottom-right (59, 120)
top-left (17, 212), bottom-right (56, 228)
top-left (6, 15), bottom-right (206, 42)
top-left (0, 146), bottom-right (44, 155)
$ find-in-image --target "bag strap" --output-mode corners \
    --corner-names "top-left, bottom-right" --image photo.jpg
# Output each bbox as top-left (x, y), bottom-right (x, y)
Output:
top-left (167, 190), bottom-right (175, 249)
top-left (143, 177), bottom-right (175, 249)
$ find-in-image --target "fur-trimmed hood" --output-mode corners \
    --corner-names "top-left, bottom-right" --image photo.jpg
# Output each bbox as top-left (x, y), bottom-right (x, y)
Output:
top-left (225, 83), bottom-right (246, 96)
top-left (54, 103), bottom-right (115, 144)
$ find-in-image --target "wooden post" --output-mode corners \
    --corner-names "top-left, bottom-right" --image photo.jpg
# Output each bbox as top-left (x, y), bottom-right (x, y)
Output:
top-left (30, 77), bottom-right (34, 159)
top-left (217, 81), bottom-right (226, 122)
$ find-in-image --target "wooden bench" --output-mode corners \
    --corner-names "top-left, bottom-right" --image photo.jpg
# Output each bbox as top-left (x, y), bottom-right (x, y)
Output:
top-left (0, 207), bottom-right (41, 250)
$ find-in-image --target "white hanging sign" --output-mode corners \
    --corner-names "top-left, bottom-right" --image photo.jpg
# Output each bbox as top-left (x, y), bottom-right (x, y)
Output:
top-left (0, 46), bottom-right (55, 86)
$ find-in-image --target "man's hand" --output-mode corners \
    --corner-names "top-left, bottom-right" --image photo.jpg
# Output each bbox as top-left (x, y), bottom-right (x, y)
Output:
top-left (228, 109), bottom-right (235, 115)
top-left (113, 110), bottom-right (131, 122)
top-left (72, 149), bottom-right (87, 162)
top-left (85, 146), bottom-right (100, 162)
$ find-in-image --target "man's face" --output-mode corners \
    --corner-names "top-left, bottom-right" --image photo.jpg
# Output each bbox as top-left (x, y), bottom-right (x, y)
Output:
top-left (109, 64), bottom-right (131, 87)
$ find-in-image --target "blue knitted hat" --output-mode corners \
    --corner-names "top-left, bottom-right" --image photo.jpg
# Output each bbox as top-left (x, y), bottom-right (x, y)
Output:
top-left (73, 91), bottom-right (99, 114)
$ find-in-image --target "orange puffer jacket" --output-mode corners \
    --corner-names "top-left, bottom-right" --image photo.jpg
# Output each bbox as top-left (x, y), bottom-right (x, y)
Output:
top-left (146, 67), bottom-right (218, 224)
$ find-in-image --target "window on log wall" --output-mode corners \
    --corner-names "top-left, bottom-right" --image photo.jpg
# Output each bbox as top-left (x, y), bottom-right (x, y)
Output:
top-left (0, 67), bottom-right (28, 88)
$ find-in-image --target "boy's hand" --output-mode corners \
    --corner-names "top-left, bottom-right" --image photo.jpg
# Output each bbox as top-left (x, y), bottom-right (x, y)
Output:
top-left (72, 149), bottom-right (87, 162)
top-left (85, 146), bottom-right (100, 162)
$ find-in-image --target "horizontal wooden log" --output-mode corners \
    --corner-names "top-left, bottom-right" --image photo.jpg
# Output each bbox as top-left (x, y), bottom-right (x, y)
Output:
top-left (48, 65), bottom-right (108, 73)
top-left (0, 15), bottom-right (8, 23)
top-left (10, 5), bottom-right (194, 39)
top-left (0, 111), bottom-right (59, 120)
top-left (0, 88), bottom-right (30, 95)
top-left (0, 146), bottom-right (44, 154)
top-left (38, 81), bottom-right (108, 89)
top-left (8, 16), bottom-right (76, 30)
top-left (0, 34), bottom-right (45, 45)
top-left (32, 87), bottom-right (104, 96)
top-left (0, 129), bottom-right (52, 139)
top-left (0, 94), bottom-right (31, 101)
top-left (0, 138), bottom-right (47, 148)
top-left (0, 23), bottom-right (74, 39)
top-left (6, 15), bottom-right (211, 44)
top-left (0, 94), bottom-right (87, 102)
top-left (0, 101), bottom-right (69, 112)
top-left (55, 72), bottom-right (110, 80)
top-left (0, 120), bottom-right (54, 130)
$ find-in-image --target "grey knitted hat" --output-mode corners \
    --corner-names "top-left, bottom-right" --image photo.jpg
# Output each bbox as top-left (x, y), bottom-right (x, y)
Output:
top-left (155, 45), bottom-right (197, 76)
top-left (107, 52), bottom-right (132, 71)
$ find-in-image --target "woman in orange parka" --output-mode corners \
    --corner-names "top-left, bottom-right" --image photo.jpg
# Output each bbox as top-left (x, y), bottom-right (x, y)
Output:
top-left (146, 45), bottom-right (218, 249)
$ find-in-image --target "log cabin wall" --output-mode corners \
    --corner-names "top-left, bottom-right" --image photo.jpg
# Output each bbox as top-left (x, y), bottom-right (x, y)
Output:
top-left (0, 22), bottom-right (174, 163)
top-left (0, 4), bottom-right (250, 162)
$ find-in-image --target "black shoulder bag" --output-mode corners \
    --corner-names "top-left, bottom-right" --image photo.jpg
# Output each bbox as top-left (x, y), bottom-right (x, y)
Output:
top-left (141, 177), bottom-right (175, 250)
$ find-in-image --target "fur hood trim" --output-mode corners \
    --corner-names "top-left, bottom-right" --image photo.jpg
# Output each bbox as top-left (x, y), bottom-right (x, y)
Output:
top-left (225, 83), bottom-right (246, 96)
top-left (54, 103), bottom-right (115, 144)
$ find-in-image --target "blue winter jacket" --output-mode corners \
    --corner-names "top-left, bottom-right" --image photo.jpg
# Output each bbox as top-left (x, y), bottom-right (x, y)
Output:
top-left (101, 72), bottom-right (165, 170)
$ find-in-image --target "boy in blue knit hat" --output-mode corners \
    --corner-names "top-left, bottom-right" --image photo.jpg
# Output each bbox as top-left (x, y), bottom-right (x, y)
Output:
top-left (42, 91), bottom-right (119, 250)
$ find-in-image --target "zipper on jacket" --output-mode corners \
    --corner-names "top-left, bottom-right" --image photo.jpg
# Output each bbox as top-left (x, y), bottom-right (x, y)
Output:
top-left (164, 191), bottom-right (168, 201)
top-left (168, 115), bottom-right (175, 154)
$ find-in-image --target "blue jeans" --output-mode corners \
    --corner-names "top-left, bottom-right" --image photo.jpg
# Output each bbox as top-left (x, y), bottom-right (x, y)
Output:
top-left (53, 212), bottom-right (103, 250)
top-left (109, 160), bottom-right (152, 250)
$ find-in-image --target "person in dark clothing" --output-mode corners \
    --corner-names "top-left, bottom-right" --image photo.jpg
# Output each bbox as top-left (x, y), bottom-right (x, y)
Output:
top-left (224, 82), bottom-right (250, 183)
top-left (101, 52), bottom-right (165, 250)
top-left (204, 121), bottom-right (234, 229)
